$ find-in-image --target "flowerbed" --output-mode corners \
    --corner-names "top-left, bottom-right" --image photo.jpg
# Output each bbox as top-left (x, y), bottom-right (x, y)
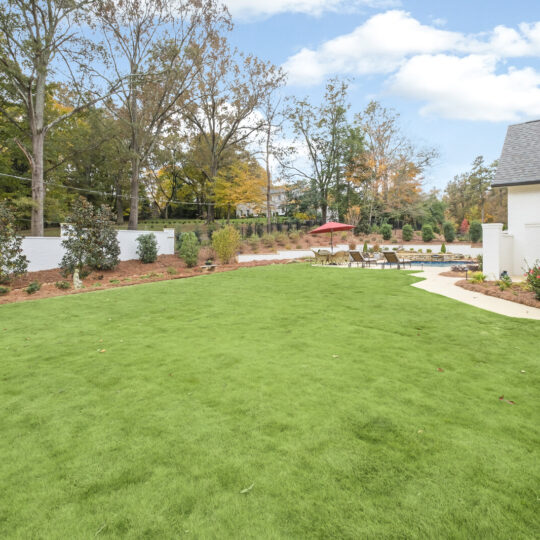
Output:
top-left (456, 279), bottom-right (540, 309)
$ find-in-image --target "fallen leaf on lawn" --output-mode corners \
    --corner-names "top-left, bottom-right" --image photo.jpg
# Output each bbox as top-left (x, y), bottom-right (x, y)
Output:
top-left (499, 395), bottom-right (504, 400)
top-left (332, 354), bottom-right (339, 358)
top-left (99, 349), bottom-right (106, 353)
top-left (506, 400), bottom-right (516, 405)
top-left (240, 483), bottom-right (254, 494)
top-left (417, 429), bottom-right (424, 433)
top-left (437, 368), bottom-right (444, 372)
top-left (520, 370), bottom-right (526, 374)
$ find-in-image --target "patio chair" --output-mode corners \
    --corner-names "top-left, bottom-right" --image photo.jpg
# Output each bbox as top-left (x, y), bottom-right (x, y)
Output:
top-left (349, 250), bottom-right (376, 267)
top-left (312, 249), bottom-right (330, 265)
top-left (329, 251), bottom-right (349, 265)
top-left (382, 251), bottom-right (412, 269)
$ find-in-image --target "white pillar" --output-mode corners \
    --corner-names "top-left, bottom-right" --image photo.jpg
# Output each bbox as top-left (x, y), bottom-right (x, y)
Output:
top-left (482, 223), bottom-right (503, 280)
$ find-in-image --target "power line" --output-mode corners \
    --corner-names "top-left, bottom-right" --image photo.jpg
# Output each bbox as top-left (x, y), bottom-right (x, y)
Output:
top-left (0, 171), bottom-right (218, 207)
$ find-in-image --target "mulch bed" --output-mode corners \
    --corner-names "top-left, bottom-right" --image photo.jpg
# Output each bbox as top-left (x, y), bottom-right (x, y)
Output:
top-left (440, 271), bottom-right (467, 278)
top-left (456, 279), bottom-right (540, 309)
top-left (0, 255), bottom-right (299, 305)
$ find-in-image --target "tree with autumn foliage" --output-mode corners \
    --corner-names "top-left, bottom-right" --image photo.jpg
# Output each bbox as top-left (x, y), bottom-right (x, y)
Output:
top-left (215, 158), bottom-right (266, 221)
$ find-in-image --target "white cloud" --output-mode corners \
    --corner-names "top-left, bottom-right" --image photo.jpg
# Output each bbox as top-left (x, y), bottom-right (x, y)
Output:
top-left (389, 54), bottom-right (540, 122)
top-left (283, 10), bottom-right (465, 84)
top-left (223, 0), bottom-right (400, 21)
top-left (282, 10), bottom-right (540, 121)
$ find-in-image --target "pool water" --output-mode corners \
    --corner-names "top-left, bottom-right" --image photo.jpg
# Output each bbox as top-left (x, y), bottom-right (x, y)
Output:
top-left (409, 261), bottom-right (472, 267)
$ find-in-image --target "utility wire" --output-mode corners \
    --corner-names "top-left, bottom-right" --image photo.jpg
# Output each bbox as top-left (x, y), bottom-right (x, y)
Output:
top-left (0, 171), bottom-right (220, 206)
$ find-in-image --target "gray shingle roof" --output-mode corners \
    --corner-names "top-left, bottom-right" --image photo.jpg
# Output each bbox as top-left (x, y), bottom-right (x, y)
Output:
top-left (493, 119), bottom-right (540, 187)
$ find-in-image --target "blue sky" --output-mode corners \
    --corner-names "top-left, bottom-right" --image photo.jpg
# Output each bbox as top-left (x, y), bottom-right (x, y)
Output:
top-left (224, 0), bottom-right (540, 191)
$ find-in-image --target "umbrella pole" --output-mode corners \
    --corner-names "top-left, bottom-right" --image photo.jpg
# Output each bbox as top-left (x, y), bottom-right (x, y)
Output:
top-left (331, 230), bottom-right (333, 254)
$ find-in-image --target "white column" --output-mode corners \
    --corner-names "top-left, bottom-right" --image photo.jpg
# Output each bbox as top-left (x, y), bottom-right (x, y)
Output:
top-left (482, 223), bottom-right (503, 280)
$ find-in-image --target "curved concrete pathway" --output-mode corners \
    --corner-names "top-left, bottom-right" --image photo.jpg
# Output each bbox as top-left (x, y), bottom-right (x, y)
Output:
top-left (411, 266), bottom-right (540, 320)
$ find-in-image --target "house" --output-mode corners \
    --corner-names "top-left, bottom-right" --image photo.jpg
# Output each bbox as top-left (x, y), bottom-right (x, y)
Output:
top-left (483, 119), bottom-right (540, 279)
top-left (236, 187), bottom-right (288, 218)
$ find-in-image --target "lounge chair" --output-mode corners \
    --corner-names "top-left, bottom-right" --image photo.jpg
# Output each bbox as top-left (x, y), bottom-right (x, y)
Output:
top-left (382, 251), bottom-right (412, 269)
top-left (349, 250), bottom-right (376, 267)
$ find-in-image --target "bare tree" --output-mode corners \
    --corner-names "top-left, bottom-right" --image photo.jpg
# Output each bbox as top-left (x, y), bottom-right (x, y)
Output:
top-left (287, 79), bottom-right (349, 222)
top-left (95, 0), bottom-right (230, 229)
top-left (0, 0), bottom-right (114, 235)
top-left (353, 101), bottom-right (438, 225)
top-left (182, 39), bottom-right (285, 222)
top-left (259, 93), bottom-right (285, 232)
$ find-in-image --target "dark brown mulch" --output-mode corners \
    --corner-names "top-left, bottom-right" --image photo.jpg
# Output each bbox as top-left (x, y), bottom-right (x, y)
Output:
top-left (440, 271), bottom-right (467, 278)
top-left (0, 256), bottom-right (299, 305)
top-left (456, 280), bottom-right (540, 309)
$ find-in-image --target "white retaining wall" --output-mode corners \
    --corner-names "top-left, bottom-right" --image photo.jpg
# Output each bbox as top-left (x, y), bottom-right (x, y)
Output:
top-left (22, 228), bottom-right (175, 272)
top-left (239, 243), bottom-right (483, 263)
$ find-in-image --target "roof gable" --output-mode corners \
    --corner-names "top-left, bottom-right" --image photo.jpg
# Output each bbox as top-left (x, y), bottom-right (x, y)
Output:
top-left (493, 120), bottom-right (540, 187)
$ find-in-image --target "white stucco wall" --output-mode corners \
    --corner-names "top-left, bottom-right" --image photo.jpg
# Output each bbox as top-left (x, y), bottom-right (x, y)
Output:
top-left (507, 184), bottom-right (540, 274)
top-left (22, 228), bottom-right (175, 272)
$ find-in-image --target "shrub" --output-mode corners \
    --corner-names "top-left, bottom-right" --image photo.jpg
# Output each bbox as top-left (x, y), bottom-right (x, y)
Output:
top-left (476, 254), bottom-right (483, 271)
top-left (136, 233), bottom-right (158, 264)
top-left (275, 232), bottom-right (288, 246)
top-left (427, 248), bottom-right (432, 253)
top-left (255, 223), bottom-right (264, 238)
top-left (25, 281), bottom-right (41, 294)
top-left (246, 223), bottom-right (253, 237)
top-left (212, 226), bottom-right (241, 264)
top-left (167, 266), bottom-right (177, 275)
top-left (443, 222), bottom-right (455, 243)
top-left (422, 224), bottom-right (434, 242)
top-left (380, 224), bottom-right (392, 240)
top-left (261, 234), bottom-right (275, 248)
top-left (61, 197), bottom-right (120, 276)
top-left (402, 224), bottom-right (413, 242)
top-left (440, 243), bottom-right (446, 253)
top-left (471, 272), bottom-right (486, 283)
top-left (248, 237), bottom-right (260, 251)
top-left (370, 224), bottom-right (380, 234)
top-left (288, 231), bottom-right (300, 242)
top-left (55, 280), bottom-right (71, 290)
top-left (362, 241), bottom-right (368, 253)
top-left (0, 286), bottom-right (10, 295)
top-left (497, 272), bottom-right (512, 291)
top-left (525, 261), bottom-right (540, 300)
top-left (470, 221), bottom-right (482, 243)
top-left (459, 218), bottom-right (470, 235)
top-left (0, 202), bottom-right (28, 284)
top-left (179, 232), bottom-right (200, 268)
top-left (348, 242), bottom-right (356, 251)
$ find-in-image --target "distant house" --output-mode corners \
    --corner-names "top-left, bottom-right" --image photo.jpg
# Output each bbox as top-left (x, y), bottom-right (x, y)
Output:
top-left (483, 120), bottom-right (540, 278)
top-left (236, 187), bottom-right (287, 218)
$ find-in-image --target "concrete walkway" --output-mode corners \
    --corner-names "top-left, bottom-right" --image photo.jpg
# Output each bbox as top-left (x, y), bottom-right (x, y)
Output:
top-left (411, 266), bottom-right (540, 320)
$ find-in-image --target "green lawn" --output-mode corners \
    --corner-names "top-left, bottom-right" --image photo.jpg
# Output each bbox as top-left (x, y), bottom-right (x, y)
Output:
top-left (1, 265), bottom-right (538, 539)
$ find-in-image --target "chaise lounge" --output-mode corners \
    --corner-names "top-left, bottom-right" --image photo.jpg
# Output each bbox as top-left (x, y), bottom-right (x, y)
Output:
top-left (382, 251), bottom-right (412, 269)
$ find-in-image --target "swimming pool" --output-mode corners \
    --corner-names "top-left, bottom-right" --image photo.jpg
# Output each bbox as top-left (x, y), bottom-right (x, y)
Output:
top-left (409, 261), bottom-right (473, 267)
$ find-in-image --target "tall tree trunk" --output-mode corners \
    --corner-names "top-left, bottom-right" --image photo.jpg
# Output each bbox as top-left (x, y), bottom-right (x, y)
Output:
top-left (128, 155), bottom-right (140, 230)
top-left (30, 133), bottom-right (45, 236)
top-left (265, 128), bottom-right (272, 233)
top-left (29, 72), bottom-right (46, 236)
top-left (116, 179), bottom-right (124, 224)
top-left (321, 202), bottom-right (327, 223)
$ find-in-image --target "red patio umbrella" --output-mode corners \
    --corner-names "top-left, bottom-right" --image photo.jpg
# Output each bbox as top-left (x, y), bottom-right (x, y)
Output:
top-left (309, 221), bottom-right (354, 253)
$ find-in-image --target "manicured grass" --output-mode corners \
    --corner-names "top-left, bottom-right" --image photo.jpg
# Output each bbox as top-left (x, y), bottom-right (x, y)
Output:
top-left (1, 265), bottom-right (538, 538)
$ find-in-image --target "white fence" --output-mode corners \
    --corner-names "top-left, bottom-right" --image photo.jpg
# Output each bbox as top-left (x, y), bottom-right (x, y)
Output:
top-left (22, 228), bottom-right (175, 272)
